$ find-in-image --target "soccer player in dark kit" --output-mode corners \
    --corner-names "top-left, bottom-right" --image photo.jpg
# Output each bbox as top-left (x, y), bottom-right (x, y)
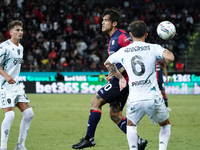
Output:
top-left (72, 7), bottom-right (148, 150)
top-left (156, 64), bottom-right (171, 111)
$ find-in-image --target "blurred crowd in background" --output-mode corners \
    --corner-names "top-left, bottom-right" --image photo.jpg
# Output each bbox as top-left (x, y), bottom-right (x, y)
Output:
top-left (0, 0), bottom-right (199, 72)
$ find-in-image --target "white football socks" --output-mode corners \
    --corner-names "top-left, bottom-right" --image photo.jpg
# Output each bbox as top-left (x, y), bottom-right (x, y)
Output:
top-left (17, 107), bottom-right (34, 147)
top-left (127, 126), bottom-right (138, 150)
top-left (1, 111), bottom-right (15, 148)
top-left (159, 124), bottom-right (171, 150)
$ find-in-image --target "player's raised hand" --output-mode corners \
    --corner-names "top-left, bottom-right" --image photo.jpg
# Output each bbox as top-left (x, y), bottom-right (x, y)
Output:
top-left (119, 78), bottom-right (126, 91)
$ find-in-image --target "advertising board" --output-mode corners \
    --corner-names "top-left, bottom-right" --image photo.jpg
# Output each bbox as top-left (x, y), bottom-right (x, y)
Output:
top-left (18, 72), bottom-right (200, 94)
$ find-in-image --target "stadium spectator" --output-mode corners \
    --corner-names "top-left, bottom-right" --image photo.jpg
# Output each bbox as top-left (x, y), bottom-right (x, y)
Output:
top-left (30, 58), bottom-right (39, 72)
top-left (60, 54), bottom-right (66, 65)
top-left (175, 59), bottom-right (184, 71)
top-left (65, 24), bottom-right (73, 35)
top-left (43, 38), bottom-right (50, 51)
top-left (49, 48), bottom-right (57, 61)
top-left (193, 9), bottom-right (200, 23)
top-left (68, 59), bottom-right (75, 71)
top-left (76, 37), bottom-right (88, 56)
top-left (40, 20), bottom-right (47, 33)
top-left (65, 12), bottom-right (73, 25)
top-left (60, 38), bottom-right (67, 52)
top-left (26, 51), bottom-right (34, 66)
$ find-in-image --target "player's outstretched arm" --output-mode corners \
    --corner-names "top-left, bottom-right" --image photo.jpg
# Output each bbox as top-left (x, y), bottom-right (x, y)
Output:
top-left (0, 67), bottom-right (16, 84)
top-left (104, 60), bottom-right (126, 91)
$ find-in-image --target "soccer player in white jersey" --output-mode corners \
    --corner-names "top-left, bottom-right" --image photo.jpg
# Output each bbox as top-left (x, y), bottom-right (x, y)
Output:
top-left (104, 21), bottom-right (174, 150)
top-left (0, 20), bottom-right (34, 150)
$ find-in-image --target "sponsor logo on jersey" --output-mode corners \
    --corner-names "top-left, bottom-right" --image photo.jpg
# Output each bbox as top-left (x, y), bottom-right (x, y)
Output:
top-left (13, 58), bottom-right (22, 65)
top-left (124, 37), bottom-right (132, 43)
top-left (112, 40), bottom-right (115, 45)
top-left (132, 79), bottom-right (151, 86)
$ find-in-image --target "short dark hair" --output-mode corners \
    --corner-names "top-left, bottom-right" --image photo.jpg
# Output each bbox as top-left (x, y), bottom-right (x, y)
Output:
top-left (129, 21), bottom-right (148, 38)
top-left (102, 7), bottom-right (122, 28)
top-left (7, 20), bottom-right (23, 31)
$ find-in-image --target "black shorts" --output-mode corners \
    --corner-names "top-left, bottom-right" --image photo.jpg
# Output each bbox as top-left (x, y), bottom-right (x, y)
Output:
top-left (158, 81), bottom-right (165, 90)
top-left (97, 77), bottom-right (129, 111)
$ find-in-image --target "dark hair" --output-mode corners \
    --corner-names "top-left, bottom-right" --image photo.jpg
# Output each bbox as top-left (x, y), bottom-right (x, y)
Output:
top-left (129, 21), bottom-right (148, 38)
top-left (7, 20), bottom-right (23, 31)
top-left (102, 7), bottom-right (122, 28)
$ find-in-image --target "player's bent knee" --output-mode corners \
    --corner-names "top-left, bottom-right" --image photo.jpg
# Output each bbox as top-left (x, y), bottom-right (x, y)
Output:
top-left (127, 118), bottom-right (136, 126)
top-left (110, 106), bottom-right (121, 114)
top-left (29, 108), bottom-right (34, 119)
top-left (110, 115), bottom-right (120, 124)
top-left (23, 107), bottom-right (34, 121)
top-left (91, 94), bottom-right (105, 109)
top-left (5, 111), bottom-right (15, 122)
top-left (91, 97), bottom-right (99, 108)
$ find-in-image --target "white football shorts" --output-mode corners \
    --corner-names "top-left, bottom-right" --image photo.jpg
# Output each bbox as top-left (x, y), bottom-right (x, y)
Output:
top-left (0, 86), bottom-right (30, 109)
top-left (126, 98), bottom-right (169, 125)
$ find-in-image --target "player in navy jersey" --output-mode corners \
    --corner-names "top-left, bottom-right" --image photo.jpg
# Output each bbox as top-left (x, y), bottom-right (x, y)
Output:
top-left (156, 64), bottom-right (171, 111)
top-left (72, 8), bottom-right (147, 150)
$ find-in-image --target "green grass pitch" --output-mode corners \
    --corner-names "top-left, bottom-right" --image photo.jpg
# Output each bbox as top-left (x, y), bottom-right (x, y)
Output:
top-left (0, 94), bottom-right (200, 150)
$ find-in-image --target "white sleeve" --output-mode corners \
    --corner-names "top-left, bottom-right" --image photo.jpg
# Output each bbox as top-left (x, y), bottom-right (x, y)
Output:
top-left (155, 44), bottom-right (166, 59)
top-left (0, 44), bottom-right (6, 63)
top-left (107, 48), bottom-right (123, 64)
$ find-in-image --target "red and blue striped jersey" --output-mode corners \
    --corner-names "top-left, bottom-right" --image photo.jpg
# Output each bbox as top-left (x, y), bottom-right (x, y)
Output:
top-left (156, 63), bottom-right (164, 82)
top-left (108, 29), bottom-right (132, 82)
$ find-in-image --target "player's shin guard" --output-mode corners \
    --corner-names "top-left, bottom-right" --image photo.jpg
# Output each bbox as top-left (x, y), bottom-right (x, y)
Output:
top-left (127, 126), bottom-right (138, 150)
top-left (117, 117), bottom-right (127, 134)
top-left (85, 109), bottom-right (101, 140)
top-left (1, 111), bottom-right (15, 148)
top-left (18, 107), bottom-right (34, 146)
top-left (159, 124), bottom-right (171, 150)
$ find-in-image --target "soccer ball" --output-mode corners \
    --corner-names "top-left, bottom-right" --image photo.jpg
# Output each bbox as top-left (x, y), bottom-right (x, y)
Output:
top-left (157, 21), bottom-right (176, 40)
